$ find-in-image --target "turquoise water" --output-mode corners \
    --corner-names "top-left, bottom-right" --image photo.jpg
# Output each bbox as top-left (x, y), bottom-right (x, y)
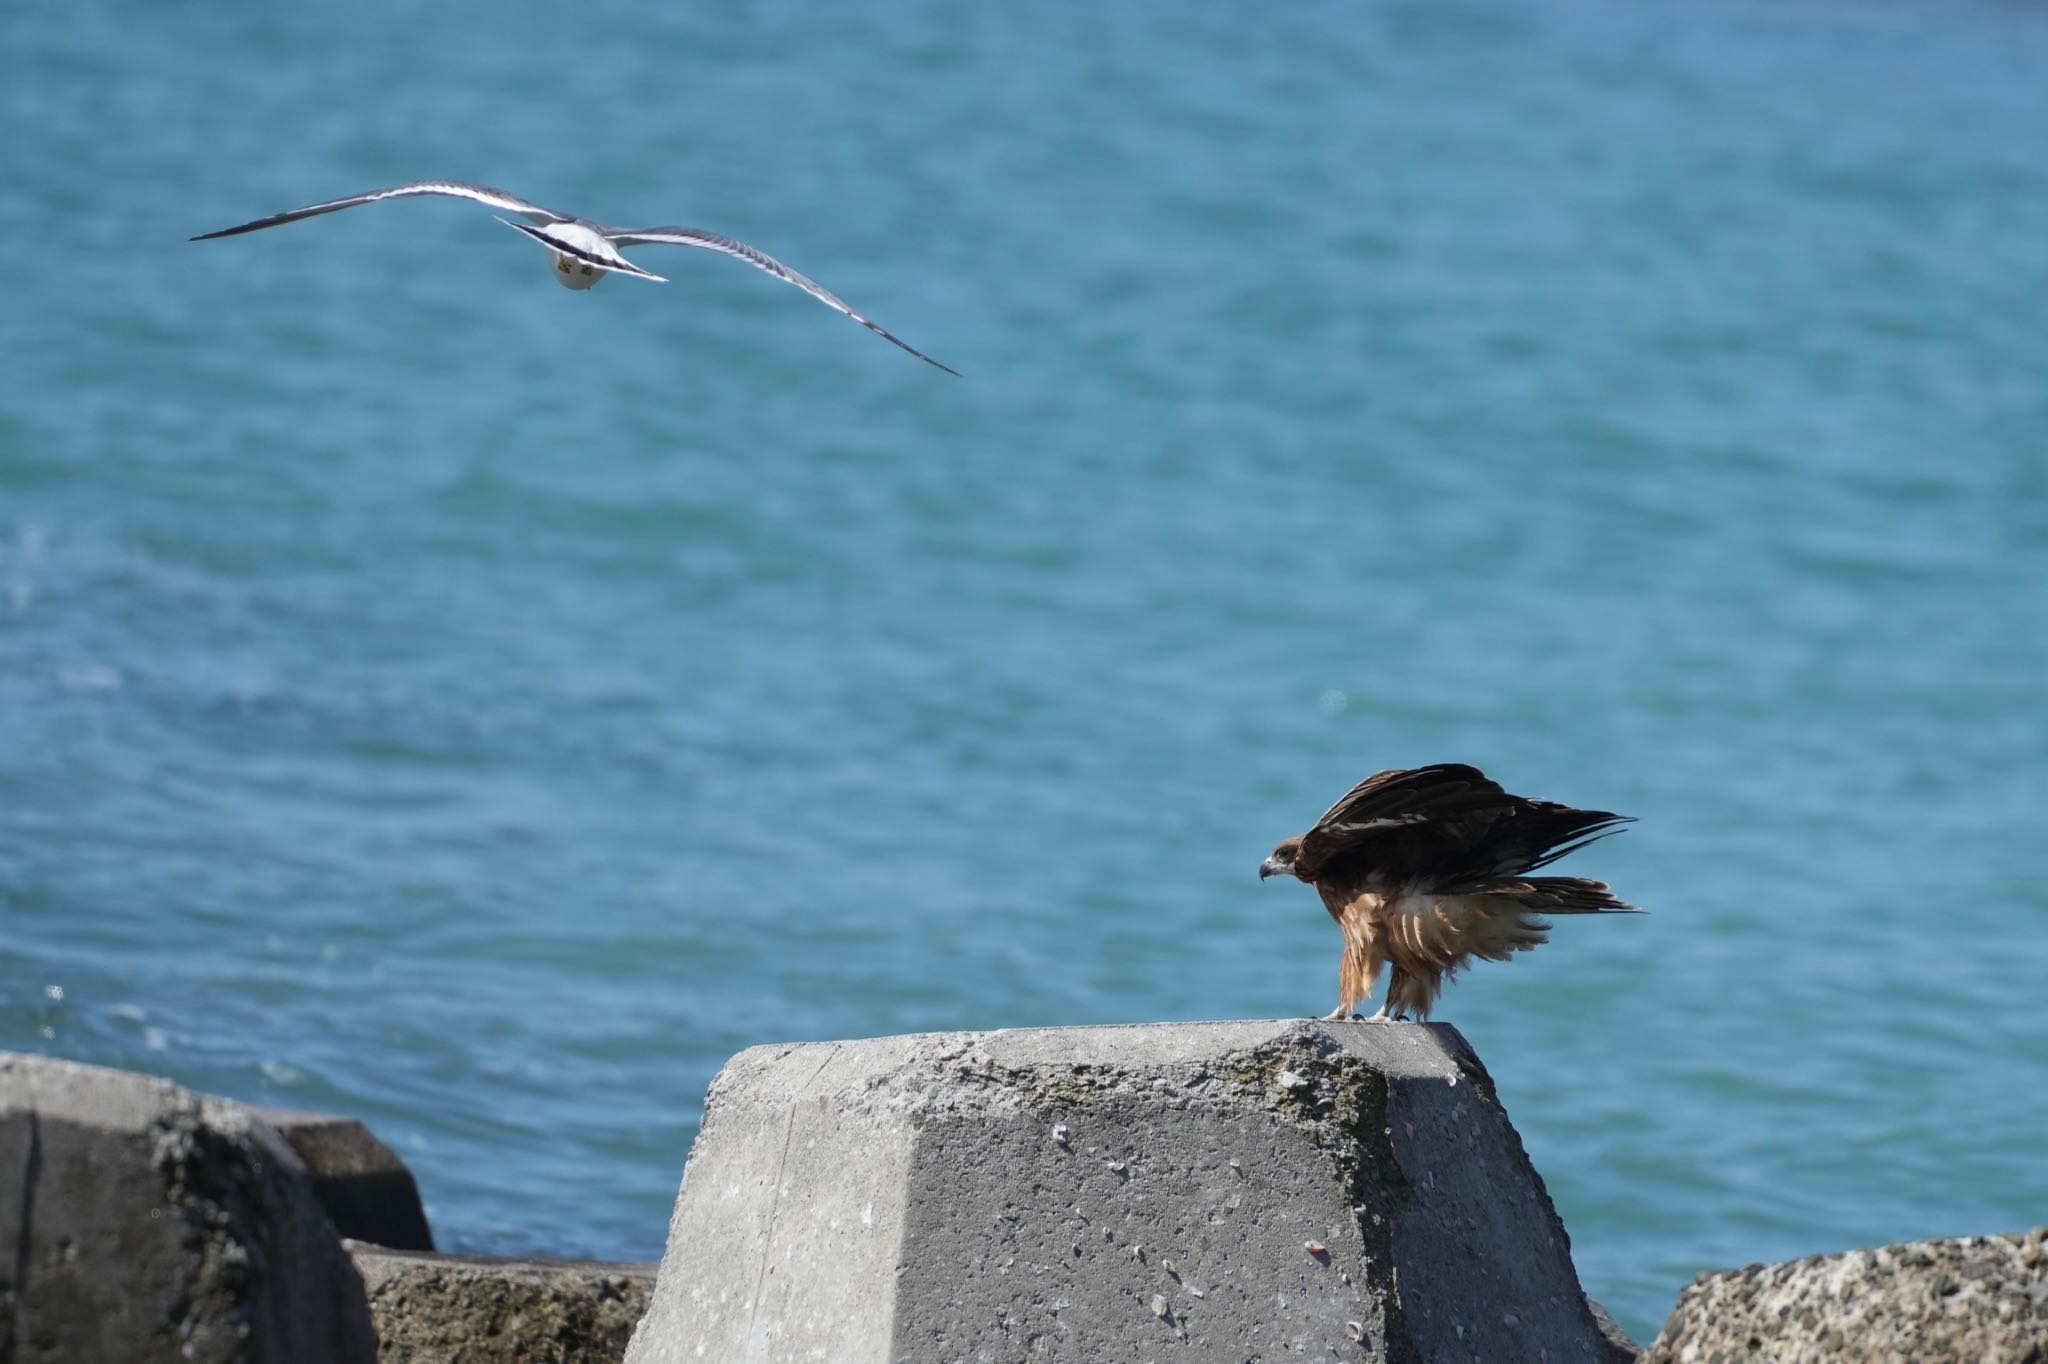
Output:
top-left (5, 0), bottom-right (2046, 1340)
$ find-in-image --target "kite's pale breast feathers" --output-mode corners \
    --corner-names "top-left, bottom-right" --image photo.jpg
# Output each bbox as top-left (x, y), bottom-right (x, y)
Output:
top-left (1377, 891), bottom-right (1550, 970)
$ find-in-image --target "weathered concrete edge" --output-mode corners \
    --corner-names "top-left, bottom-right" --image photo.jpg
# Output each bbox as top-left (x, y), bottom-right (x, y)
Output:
top-left (643, 1018), bottom-right (1629, 1363)
top-left (1, 1048), bottom-right (382, 1362)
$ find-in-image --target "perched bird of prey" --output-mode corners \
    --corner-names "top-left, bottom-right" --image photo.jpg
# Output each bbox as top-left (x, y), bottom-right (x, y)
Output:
top-left (1260, 763), bottom-right (1638, 1021)
top-left (191, 180), bottom-right (958, 374)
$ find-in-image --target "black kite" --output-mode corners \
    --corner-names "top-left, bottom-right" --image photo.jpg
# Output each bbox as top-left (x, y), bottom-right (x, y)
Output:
top-left (1260, 763), bottom-right (1639, 1020)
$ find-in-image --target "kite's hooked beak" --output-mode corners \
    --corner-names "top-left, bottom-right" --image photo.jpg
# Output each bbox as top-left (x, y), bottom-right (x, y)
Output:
top-left (1259, 854), bottom-right (1287, 881)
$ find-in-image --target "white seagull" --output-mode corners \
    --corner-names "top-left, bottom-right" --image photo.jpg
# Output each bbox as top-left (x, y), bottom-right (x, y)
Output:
top-left (192, 180), bottom-right (958, 374)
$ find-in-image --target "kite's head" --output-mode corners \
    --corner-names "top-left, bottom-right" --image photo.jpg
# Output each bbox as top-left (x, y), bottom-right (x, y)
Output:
top-left (551, 254), bottom-right (604, 290)
top-left (1259, 837), bottom-right (1303, 881)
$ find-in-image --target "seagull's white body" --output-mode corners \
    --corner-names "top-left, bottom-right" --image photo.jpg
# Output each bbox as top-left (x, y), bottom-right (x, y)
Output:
top-left (192, 179), bottom-right (956, 373)
top-left (518, 219), bottom-right (646, 291)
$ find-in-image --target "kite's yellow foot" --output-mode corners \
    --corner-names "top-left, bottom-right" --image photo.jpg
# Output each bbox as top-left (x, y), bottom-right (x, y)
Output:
top-left (1323, 1003), bottom-right (1360, 1021)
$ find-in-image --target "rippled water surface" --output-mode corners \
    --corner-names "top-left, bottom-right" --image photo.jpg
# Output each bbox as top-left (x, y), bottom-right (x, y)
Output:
top-left (5, 0), bottom-right (2046, 1339)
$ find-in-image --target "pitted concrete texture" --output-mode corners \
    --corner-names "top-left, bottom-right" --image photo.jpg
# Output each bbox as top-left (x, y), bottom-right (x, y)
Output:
top-left (625, 1018), bottom-right (1627, 1364)
top-left (1642, 1227), bottom-right (2048, 1363)
top-left (350, 1246), bottom-right (654, 1363)
top-left (0, 1049), bottom-right (377, 1363)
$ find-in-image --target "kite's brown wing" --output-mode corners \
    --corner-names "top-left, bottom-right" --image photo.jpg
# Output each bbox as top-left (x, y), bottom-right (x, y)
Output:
top-left (1295, 764), bottom-right (1508, 880)
top-left (1463, 801), bottom-right (1632, 882)
top-left (1417, 800), bottom-right (1634, 893)
top-left (1310, 763), bottom-right (1505, 829)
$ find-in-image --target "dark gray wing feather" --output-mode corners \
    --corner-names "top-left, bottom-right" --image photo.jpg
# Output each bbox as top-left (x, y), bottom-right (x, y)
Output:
top-left (191, 181), bottom-right (570, 241)
top-left (602, 225), bottom-right (958, 375)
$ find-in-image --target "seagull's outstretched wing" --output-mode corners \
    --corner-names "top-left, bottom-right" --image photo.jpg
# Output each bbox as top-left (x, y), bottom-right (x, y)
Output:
top-left (191, 181), bottom-right (570, 241)
top-left (602, 225), bottom-right (959, 375)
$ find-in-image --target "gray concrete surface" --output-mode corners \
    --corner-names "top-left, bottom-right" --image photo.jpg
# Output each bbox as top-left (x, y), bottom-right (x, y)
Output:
top-left (0, 1048), bottom-right (377, 1363)
top-left (626, 1018), bottom-right (1628, 1364)
top-left (253, 1106), bottom-right (434, 1251)
top-left (1642, 1227), bottom-right (2048, 1363)
top-left (350, 1245), bottom-right (654, 1364)
top-left (1587, 1295), bottom-right (1644, 1359)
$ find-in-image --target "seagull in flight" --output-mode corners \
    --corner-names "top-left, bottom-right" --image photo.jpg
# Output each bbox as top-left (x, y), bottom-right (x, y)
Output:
top-left (191, 180), bottom-right (958, 374)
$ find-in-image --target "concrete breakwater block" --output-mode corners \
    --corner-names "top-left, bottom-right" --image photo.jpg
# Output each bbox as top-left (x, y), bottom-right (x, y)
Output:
top-left (350, 1246), bottom-right (655, 1364)
top-left (626, 1019), bottom-right (1629, 1363)
top-left (253, 1106), bottom-right (435, 1252)
top-left (1642, 1227), bottom-right (2048, 1363)
top-left (0, 1049), bottom-right (378, 1363)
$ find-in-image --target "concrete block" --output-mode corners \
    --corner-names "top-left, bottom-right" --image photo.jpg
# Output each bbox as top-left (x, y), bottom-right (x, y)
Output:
top-left (350, 1246), bottom-right (654, 1364)
top-left (1642, 1227), bottom-right (2048, 1363)
top-left (252, 1106), bottom-right (434, 1250)
top-left (626, 1019), bottom-right (1625, 1363)
top-left (1587, 1295), bottom-right (1643, 1359)
top-left (0, 1049), bottom-right (377, 1364)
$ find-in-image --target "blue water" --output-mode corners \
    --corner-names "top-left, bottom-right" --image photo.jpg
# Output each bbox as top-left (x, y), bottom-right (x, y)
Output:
top-left (5, 0), bottom-right (2046, 1340)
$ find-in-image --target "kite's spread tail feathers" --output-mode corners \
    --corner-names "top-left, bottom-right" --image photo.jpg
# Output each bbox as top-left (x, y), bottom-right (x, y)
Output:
top-left (1506, 876), bottom-right (1641, 914)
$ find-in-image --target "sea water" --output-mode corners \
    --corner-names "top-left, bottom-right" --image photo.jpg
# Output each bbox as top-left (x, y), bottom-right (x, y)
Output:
top-left (4, 0), bottom-right (2045, 1339)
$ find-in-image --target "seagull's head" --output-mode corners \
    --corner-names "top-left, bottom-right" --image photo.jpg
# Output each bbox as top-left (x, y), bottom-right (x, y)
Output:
top-left (1259, 837), bottom-right (1303, 882)
top-left (551, 253), bottom-right (605, 291)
